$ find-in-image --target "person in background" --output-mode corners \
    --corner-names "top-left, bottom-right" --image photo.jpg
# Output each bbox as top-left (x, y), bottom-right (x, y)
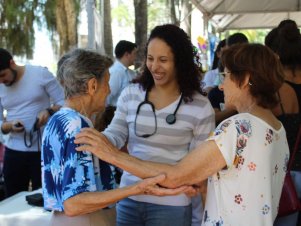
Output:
top-left (76, 43), bottom-right (289, 226)
top-left (41, 49), bottom-right (188, 226)
top-left (265, 19), bottom-right (301, 226)
top-left (0, 48), bottom-right (64, 198)
top-left (226, 32), bottom-right (249, 46)
top-left (202, 39), bottom-right (226, 93)
top-left (77, 24), bottom-right (215, 226)
top-left (211, 40), bottom-right (225, 70)
top-left (268, 19), bottom-right (301, 114)
top-left (208, 32), bottom-right (248, 124)
top-left (101, 40), bottom-right (138, 183)
top-left (106, 40), bottom-right (138, 108)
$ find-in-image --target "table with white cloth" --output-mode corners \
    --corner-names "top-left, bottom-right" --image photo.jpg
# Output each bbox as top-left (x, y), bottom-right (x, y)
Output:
top-left (0, 189), bottom-right (51, 226)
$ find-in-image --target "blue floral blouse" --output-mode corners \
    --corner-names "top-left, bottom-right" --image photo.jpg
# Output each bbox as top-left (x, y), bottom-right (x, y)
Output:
top-left (41, 107), bottom-right (115, 211)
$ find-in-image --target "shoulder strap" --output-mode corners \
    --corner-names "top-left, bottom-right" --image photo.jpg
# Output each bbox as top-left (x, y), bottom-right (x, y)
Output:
top-left (287, 125), bottom-right (301, 171)
top-left (277, 92), bottom-right (285, 115)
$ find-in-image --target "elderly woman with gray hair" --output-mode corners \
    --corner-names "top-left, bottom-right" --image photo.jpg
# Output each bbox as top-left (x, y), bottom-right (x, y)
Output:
top-left (41, 49), bottom-right (187, 226)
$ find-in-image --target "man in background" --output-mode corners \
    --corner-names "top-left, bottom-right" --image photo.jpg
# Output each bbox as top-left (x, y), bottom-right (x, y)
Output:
top-left (0, 48), bottom-right (64, 197)
top-left (202, 39), bottom-right (226, 93)
top-left (104, 40), bottom-right (137, 184)
top-left (106, 40), bottom-right (137, 107)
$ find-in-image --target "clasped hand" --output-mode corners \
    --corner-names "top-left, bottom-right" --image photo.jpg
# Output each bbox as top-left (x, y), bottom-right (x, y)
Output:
top-left (74, 128), bottom-right (199, 197)
top-left (136, 174), bottom-right (198, 197)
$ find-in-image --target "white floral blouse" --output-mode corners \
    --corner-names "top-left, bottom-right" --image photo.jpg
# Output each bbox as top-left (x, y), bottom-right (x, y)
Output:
top-left (203, 113), bottom-right (289, 226)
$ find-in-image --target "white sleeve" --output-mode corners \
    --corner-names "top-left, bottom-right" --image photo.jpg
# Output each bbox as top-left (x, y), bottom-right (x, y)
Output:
top-left (207, 118), bottom-right (238, 167)
top-left (190, 100), bottom-right (215, 150)
top-left (202, 70), bottom-right (216, 89)
top-left (102, 88), bottom-right (129, 149)
top-left (41, 68), bottom-right (65, 106)
top-left (0, 98), bottom-right (4, 137)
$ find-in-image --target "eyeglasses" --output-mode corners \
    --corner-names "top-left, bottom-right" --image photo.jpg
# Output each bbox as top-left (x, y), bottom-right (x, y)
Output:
top-left (218, 71), bottom-right (231, 83)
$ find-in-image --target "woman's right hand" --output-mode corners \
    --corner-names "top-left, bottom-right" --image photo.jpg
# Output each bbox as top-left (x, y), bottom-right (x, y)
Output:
top-left (75, 128), bottom-right (118, 163)
top-left (136, 174), bottom-right (197, 196)
top-left (1, 121), bottom-right (24, 134)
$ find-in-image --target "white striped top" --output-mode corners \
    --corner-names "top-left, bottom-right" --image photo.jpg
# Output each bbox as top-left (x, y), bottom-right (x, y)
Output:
top-left (103, 84), bottom-right (215, 206)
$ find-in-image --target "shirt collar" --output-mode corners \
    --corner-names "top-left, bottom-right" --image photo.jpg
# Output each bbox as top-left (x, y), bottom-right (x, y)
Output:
top-left (115, 60), bottom-right (127, 72)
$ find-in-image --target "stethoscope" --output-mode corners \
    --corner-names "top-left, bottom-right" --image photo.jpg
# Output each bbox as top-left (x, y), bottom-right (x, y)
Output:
top-left (134, 89), bottom-right (183, 138)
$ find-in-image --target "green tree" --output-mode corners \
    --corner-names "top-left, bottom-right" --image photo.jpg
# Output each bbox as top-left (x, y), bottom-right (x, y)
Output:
top-left (0, 0), bottom-right (40, 58)
top-left (170, 0), bottom-right (180, 25)
top-left (0, 0), bottom-right (80, 58)
top-left (148, 0), bottom-right (192, 35)
top-left (53, 0), bottom-right (80, 56)
top-left (111, 1), bottom-right (135, 29)
top-left (148, 0), bottom-right (170, 29)
top-left (180, 0), bottom-right (192, 36)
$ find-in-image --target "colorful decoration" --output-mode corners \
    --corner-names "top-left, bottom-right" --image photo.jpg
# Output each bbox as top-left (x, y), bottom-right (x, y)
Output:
top-left (197, 36), bottom-right (207, 51)
top-left (192, 46), bottom-right (202, 71)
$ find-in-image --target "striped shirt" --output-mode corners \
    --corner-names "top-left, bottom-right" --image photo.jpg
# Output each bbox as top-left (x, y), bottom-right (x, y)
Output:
top-left (103, 84), bottom-right (215, 206)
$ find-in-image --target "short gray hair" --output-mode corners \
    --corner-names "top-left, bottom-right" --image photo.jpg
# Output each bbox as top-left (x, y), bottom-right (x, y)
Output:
top-left (59, 49), bottom-right (113, 98)
top-left (57, 49), bottom-right (83, 84)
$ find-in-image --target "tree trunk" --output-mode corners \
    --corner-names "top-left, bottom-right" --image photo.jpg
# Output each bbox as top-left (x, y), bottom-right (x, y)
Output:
top-left (103, 0), bottom-right (113, 58)
top-left (64, 0), bottom-right (77, 48)
top-left (56, 0), bottom-right (78, 55)
top-left (170, 0), bottom-right (180, 26)
top-left (181, 0), bottom-right (192, 36)
top-left (134, 0), bottom-right (148, 69)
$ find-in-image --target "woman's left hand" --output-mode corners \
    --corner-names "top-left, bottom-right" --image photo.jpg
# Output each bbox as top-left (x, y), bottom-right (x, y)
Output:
top-left (36, 109), bottom-right (51, 129)
top-left (183, 181), bottom-right (207, 197)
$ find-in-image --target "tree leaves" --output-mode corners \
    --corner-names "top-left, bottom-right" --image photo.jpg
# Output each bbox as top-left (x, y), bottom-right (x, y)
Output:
top-left (0, 0), bottom-right (80, 58)
top-left (0, 0), bottom-right (40, 58)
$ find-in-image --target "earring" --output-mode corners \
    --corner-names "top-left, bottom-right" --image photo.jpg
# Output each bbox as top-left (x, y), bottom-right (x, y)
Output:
top-left (248, 82), bottom-right (252, 86)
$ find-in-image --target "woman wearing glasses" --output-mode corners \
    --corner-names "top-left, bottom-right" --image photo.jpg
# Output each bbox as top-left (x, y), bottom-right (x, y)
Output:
top-left (76, 43), bottom-right (289, 225)
top-left (79, 24), bottom-right (215, 226)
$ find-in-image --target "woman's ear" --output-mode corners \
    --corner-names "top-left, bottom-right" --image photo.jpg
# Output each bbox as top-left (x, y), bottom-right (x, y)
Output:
top-left (242, 73), bottom-right (251, 89)
top-left (87, 77), bottom-right (98, 95)
top-left (9, 59), bottom-right (17, 68)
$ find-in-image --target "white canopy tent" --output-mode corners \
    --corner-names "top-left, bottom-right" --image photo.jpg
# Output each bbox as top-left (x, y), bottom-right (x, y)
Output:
top-left (191, 0), bottom-right (301, 31)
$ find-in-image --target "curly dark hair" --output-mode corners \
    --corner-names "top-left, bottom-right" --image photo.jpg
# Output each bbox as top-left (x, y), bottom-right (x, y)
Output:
top-left (133, 24), bottom-right (204, 102)
top-left (221, 43), bottom-right (284, 109)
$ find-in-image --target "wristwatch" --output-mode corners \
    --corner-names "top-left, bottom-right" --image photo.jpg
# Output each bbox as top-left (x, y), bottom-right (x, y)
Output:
top-left (46, 108), bottom-right (55, 116)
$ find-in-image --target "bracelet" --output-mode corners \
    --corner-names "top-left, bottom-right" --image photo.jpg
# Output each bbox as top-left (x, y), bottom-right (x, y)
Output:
top-left (46, 108), bottom-right (55, 116)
